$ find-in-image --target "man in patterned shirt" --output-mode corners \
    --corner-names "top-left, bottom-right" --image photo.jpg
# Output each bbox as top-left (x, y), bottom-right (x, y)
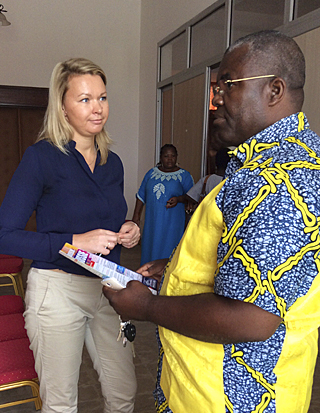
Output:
top-left (104, 30), bottom-right (320, 413)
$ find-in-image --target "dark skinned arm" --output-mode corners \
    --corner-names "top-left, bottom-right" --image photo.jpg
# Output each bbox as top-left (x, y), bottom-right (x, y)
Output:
top-left (103, 280), bottom-right (282, 344)
top-left (131, 197), bottom-right (144, 226)
top-left (166, 194), bottom-right (188, 208)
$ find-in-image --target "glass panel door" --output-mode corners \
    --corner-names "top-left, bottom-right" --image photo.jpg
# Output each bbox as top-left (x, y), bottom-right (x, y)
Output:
top-left (190, 5), bottom-right (226, 67)
top-left (160, 31), bottom-right (187, 81)
top-left (231, 0), bottom-right (286, 43)
top-left (295, 0), bottom-right (320, 18)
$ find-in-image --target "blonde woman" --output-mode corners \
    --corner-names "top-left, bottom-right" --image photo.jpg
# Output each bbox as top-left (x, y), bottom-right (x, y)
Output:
top-left (0, 58), bottom-right (139, 412)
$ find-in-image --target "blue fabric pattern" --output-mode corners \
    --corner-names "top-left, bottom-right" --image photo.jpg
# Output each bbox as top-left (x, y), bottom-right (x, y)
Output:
top-left (214, 112), bottom-right (320, 412)
top-left (137, 167), bottom-right (193, 265)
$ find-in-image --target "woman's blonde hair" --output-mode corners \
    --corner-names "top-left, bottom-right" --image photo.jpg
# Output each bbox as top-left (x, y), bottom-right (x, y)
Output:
top-left (38, 57), bottom-right (112, 164)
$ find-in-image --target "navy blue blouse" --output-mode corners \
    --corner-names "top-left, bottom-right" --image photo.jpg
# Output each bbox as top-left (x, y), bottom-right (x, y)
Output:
top-left (0, 140), bottom-right (127, 276)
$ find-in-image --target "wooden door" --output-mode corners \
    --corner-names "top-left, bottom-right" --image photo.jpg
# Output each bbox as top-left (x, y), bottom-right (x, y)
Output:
top-left (0, 86), bottom-right (48, 231)
top-left (161, 86), bottom-right (173, 146)
top-left (172, 74), bottom-right (205, 182)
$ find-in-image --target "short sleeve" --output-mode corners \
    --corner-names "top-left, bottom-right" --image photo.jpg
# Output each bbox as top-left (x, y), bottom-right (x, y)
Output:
top-left (215, 169), bottom-right (319, 318)
top-left (137, 169), bottom-right (153, 204)
top-left (186, 177), bottom-right (205, 202)
top-left (181, 170), bottom-right (194, 193)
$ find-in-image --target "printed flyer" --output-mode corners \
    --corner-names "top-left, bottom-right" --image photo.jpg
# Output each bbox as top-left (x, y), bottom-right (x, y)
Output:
top-left (59, 243), bottom-right (157, 294)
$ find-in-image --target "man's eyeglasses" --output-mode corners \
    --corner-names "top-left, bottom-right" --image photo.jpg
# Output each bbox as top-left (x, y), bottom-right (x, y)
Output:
top-left (213, 74), bottom-right (275, 97)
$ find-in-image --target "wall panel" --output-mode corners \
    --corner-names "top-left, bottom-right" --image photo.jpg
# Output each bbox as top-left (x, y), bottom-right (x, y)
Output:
top-left (295, 27), bottom-right (320, 135)
top-left (172, 74), bottom-right (205, 182)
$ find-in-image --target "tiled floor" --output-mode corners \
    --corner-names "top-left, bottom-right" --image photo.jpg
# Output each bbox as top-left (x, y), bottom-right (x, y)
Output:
top-left (1, 245), bottom-right (320, 412)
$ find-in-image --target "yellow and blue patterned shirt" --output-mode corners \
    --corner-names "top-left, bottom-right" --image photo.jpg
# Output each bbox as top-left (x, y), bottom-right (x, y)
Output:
top-left (155, 112), bottom-right (320, 413)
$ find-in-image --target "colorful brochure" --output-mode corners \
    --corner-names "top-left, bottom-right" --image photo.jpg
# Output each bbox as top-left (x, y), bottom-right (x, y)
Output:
top-left (59, 243), bottom-right (157, 294)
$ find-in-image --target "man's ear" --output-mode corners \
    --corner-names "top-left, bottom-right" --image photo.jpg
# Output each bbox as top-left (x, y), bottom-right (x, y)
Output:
top-left (269, 77), bottom-right (286, 106)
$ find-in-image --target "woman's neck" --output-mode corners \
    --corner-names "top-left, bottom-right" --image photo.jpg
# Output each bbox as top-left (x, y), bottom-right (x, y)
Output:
top-left (73, 137), bottom-right (97, 172)
top-left (158, 165), bottom-right (180, 172)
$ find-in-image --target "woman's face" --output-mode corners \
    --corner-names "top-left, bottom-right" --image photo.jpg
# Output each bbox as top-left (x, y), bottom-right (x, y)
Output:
top-left (63, 74), bottom-right (109, 141)
top-left (160, 148), bottom-right (177, 171)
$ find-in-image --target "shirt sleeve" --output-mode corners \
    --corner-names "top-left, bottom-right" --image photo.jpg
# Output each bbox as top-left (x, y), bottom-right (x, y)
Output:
top-left (215, 171), bottom-right (319, 319)
top-left (0, 146), bottom-right (72, 262)
top-left (206, 175), bottom-right (222, 194)
top-left (186, 177), bottom-right (206, 202)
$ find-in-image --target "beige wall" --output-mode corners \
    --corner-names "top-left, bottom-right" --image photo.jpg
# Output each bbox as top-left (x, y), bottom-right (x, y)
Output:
top-left (0, 0), bottom-right (141, 216)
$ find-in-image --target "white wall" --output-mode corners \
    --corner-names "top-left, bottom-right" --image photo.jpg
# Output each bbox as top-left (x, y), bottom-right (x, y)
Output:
top-left (0, 0), bottom-right (141, 216)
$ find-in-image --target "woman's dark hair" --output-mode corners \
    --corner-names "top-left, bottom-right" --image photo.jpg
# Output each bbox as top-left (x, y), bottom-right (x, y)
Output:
top-left (160, 144), bottom-right (178, 158)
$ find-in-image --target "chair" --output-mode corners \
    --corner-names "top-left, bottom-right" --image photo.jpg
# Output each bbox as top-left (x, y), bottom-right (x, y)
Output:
top-left (0, 255), bottom-right (24, 299)
top-left (0, 295), bottom-right (41, 410)
top-left (0, 295), bottom-right (24, 315)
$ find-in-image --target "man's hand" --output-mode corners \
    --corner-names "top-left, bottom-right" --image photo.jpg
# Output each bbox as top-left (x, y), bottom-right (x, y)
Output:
top-left (137, 258), bottom-right (169, 284)
top-left (103, 281), bottom-right (153, 321)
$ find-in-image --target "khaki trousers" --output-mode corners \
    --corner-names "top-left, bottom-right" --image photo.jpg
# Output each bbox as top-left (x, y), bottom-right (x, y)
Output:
top-left (24, 268), bottom-right (136, 413)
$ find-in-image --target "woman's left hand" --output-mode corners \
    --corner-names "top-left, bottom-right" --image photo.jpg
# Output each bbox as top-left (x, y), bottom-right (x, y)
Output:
top-left (118, 221), bottom-right (140, 248)
top-left (166, 196), bottom-right (178, 208)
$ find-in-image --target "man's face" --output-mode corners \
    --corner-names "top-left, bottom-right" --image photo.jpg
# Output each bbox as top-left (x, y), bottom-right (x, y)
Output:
top-left (211, 45), bottom-right (271, 150)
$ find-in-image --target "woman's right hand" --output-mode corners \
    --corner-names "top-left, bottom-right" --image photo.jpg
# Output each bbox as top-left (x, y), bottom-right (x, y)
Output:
top-left (136, 258), bottom-right (169, 283)
top-left (72, 229), bottom-right (119, 255)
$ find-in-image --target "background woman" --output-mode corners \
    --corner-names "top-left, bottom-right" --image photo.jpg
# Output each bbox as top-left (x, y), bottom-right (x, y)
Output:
top-left (132, 144), bottom-right (193, 265)
top-left (0, 58), bottom-right (139, 412)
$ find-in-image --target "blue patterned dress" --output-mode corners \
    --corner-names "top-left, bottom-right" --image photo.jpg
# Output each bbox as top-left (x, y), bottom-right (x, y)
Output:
top-left (137, 167), bottom-right (193, 265)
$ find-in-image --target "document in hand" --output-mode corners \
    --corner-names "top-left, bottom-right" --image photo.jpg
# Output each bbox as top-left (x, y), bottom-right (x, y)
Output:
top-left (59, 243), bottom-right (158, 294)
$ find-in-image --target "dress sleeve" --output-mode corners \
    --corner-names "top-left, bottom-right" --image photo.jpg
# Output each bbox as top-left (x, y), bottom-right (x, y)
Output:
top-left (181, 170), bottom-right (194, 193)
top-left (0, 146), bottom-right (72, 261)
top-left (137, 169), bottom-right (153, 204)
